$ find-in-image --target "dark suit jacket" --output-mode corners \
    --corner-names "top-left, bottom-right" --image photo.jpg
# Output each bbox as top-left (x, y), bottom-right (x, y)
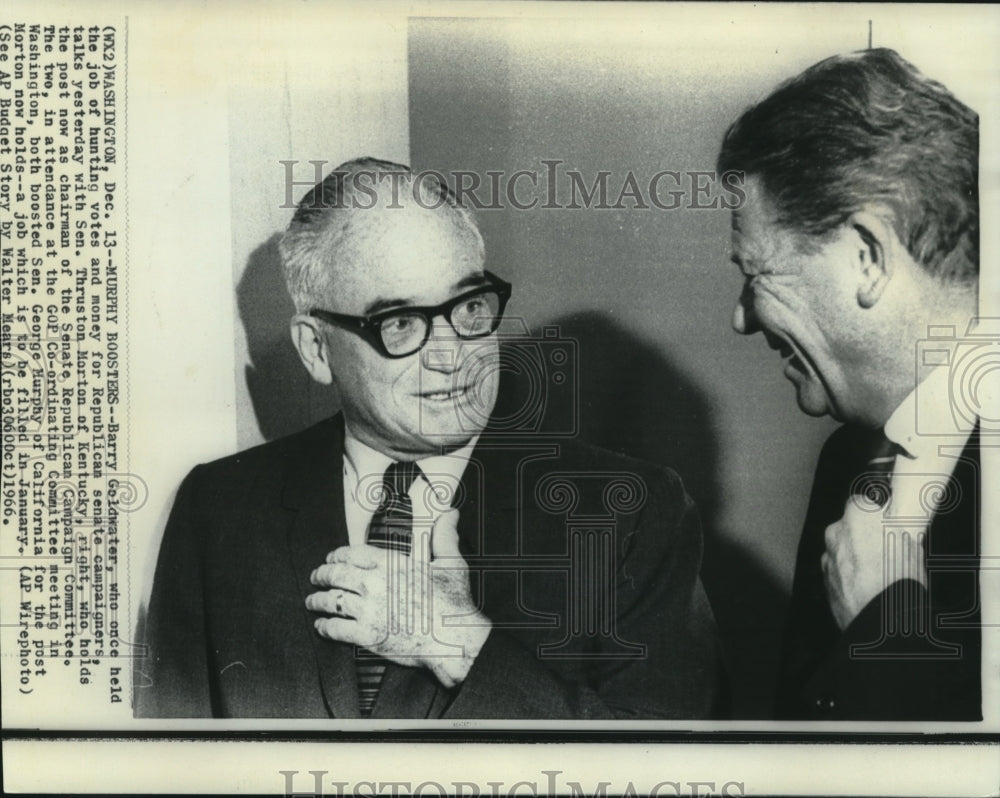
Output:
top-left (776, 424), bottom-right (981, 720)
top-left (135, 414), bottom-right (724, 719)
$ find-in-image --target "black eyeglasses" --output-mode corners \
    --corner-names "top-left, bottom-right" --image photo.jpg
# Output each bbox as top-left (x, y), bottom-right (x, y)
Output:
top-left (308, 271), bottom-right (512, 358)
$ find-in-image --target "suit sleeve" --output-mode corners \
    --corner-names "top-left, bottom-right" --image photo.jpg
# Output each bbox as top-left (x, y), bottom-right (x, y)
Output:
top-left (133, 467), bottom-right (214, 718)
top-left (443, 472), bottom-right (726, 719)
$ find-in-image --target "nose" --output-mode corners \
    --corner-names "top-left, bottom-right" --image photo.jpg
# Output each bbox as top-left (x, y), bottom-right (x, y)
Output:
top-left (732, 282), bottom-right (758, 335)
top-left (420, 315), bottom-right (461, 373)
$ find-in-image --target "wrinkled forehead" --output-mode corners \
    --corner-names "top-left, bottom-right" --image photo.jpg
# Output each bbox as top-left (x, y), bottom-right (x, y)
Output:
top-left (316, 201), bottom-right (484, 307)
top-left (728, 176), bottom-right (816, 273)
top-left (731, 176), bottom-right (775, 232)
top-left (730, 177), bottom-right (805, 248)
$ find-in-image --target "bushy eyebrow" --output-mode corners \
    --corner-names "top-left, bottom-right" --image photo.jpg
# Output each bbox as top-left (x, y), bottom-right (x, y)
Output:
top-left (362, 273), bottom-right (489, 316)
top-left (731, 253), bottom-right (753, 272)
top-left (454, 273), bottom-right (489, 291)
top-left (732, 251), bottom-right (770, 276)
top-left (364, 297), bottom-right (410, 315)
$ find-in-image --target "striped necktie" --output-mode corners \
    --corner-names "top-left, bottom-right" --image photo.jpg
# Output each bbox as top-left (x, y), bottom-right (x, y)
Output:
top-left (357, 460), bottom-right (422, 716)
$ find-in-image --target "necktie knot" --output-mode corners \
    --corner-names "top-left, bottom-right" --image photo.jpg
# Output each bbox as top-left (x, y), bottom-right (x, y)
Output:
top-left (381, 460), bottom-right (422, 505)
top-left (367, 460), bottom-right (422, 551)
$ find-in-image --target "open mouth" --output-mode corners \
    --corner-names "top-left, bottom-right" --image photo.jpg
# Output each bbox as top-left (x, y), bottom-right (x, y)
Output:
top-left (765, 334), bottom-right (794, 359)
top-left (779, 346), bottom-right (808, 377)
top-left (765, 334), bottom-right (806, 374)
top-left (419, 385), bottom-right (471, 402)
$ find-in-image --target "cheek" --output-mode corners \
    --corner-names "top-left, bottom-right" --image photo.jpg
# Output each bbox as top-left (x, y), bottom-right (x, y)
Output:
top-left (462, 338), bottom-right (500, 374)
top-left (379, 363), bottom-right (417, 406)
top-left (336, 341), bottom-right (413, 406)
top-left (754, 279), bottom-right (813, 325)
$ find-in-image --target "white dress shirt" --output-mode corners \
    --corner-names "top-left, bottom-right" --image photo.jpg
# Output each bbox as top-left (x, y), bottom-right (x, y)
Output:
top-left (883, 363), bottom-right (975, 528)
top-left (342, 429), bottom-right (478, 547)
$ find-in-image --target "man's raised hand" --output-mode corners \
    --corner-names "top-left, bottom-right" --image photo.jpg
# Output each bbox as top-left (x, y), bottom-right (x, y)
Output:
top-left (306, 509), bottom-right (492, 688)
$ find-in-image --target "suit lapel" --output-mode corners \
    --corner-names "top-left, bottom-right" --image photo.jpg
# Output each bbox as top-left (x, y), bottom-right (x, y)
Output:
top-left (457, 440), bottom-right (522, 555)
top-left (929, 423), bottom-right (980, 554)
top-left (282, 415), bottom-right (361, 718)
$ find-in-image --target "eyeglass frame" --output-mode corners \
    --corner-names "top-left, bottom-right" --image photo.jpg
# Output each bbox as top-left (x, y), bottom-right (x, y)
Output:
top-left (307, 270), bottom-right (512, 359)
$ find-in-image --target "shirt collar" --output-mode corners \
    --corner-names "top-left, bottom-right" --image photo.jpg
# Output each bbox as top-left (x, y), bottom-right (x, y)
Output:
top-left (342, 426), bottom-right (478, 494)
top-left (884, 363), bottom-right (974, 459)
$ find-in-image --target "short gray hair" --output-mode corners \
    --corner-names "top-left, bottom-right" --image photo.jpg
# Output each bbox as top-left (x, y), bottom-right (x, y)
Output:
top-left (279, 157), bottom-right (485, 312)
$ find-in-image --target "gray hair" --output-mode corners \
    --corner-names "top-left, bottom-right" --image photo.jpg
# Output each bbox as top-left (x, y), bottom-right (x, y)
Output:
top-left (279, 157), bottom-right (486, 312)
top-left (718, 48), bottom-right (978, 282)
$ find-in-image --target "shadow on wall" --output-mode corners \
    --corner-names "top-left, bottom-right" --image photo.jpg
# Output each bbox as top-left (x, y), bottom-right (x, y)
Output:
top-left (535, 311), bottom-right (787, 718)
top-left (237, 234), bottom-right (340, 442)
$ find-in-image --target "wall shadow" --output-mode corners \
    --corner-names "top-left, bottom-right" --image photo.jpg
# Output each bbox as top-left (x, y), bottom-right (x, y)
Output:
top-left (236, 234), bottom-right (339, 442)
top-left (534, 310), bottom-right (787, 718)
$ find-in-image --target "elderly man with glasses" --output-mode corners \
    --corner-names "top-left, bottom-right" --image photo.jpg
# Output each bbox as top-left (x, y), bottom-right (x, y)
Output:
top-left (135, 158), bottom-right (723, 719)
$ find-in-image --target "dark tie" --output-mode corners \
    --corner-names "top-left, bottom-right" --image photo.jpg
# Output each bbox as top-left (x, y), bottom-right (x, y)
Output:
top-left (851, 429), bottom-right (899, 508)
top-left (357, 460), bottom-right (422, 716)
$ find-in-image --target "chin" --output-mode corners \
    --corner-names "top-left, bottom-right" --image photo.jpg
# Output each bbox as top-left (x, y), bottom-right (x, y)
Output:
top-left (795, 401), bottom-right (831, 419)
top-left (793, 384), bottom-right (833, 419)
top-left (418, 429), bottom-right (478, 453)
top-left (413, 411), bottom-right (482, 447)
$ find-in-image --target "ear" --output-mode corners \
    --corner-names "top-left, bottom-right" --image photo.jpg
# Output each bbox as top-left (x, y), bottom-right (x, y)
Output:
top-left (290, 314), bottom-right (335, 385)
top-left (847, 210), bottom-right (897, 309)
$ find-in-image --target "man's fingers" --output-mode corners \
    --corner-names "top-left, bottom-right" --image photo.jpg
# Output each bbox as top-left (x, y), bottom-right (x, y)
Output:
top-left (310, 563), bottom-right (368, 593)
top-left (431, 509), bottom-right (462, 560)
top-left (314, 615), bottom-right (385, 649)
top-left (843, 494), bottom-right (879, 524)
top-left (314, 615), bottom-right (364, 644)
top-left (823, 520), bottom-right (841, 552)
top-left (326, 544), bottom-right (382, 568)
top-left (305, 588), bottom-right (359, 618)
